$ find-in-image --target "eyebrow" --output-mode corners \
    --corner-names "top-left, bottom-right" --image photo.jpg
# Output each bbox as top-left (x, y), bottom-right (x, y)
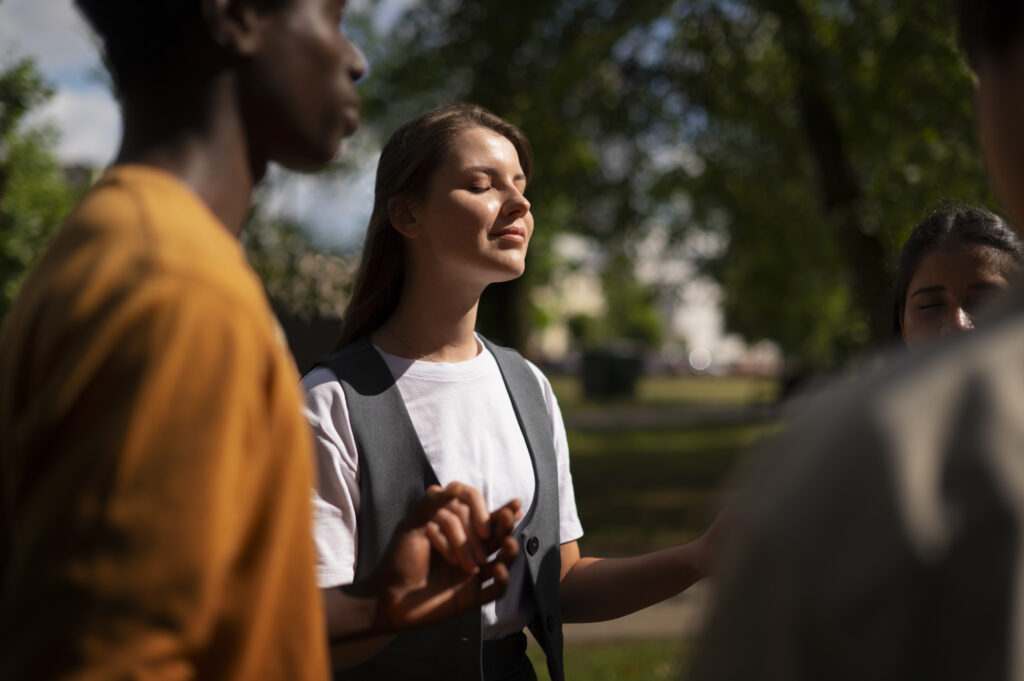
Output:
top-left (911, 281), bottom-right (1005, 297)
top-left (910, 286), bottom-right (946, 297)
top-left (463, 166), bottom-right (527, 182)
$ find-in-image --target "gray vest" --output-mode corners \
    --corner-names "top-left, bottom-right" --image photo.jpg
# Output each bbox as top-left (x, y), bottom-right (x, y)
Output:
top-left (318, 336), bottom-right (565, 681)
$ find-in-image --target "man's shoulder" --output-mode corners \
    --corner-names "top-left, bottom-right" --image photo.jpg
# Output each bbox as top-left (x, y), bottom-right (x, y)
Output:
top-left (746, 307), bottom-right (1024, 539)
top-left (34, 167), bottom-right (269, 326)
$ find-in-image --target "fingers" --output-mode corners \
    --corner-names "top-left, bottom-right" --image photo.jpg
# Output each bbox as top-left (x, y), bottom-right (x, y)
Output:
top-left (437, 481), bottom-right (492, 541)
top-left (430, 503), bottom-right (485, 573)
top-left (475, 561), bottom-right (511, 605)
top-left (417, 483), bottom-right (524, 573)
top-left (484, 499), bottom-right (522, 555)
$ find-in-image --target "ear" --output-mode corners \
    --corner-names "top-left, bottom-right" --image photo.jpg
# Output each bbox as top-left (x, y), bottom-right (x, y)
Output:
top-left (201, 0), bottom-right (265, 56)
top-left (388, 197), bottom-right (422, 239)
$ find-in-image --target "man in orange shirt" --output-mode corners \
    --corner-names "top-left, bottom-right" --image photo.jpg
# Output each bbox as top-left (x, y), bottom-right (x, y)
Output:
top-left (0, 1), bottom-right (518, 679)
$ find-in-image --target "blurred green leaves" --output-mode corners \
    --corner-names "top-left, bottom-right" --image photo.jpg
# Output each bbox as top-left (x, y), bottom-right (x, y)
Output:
top-left (0, 58), bottom-right (79, 323)
top-left (354, 0), bottom-right (988, 366)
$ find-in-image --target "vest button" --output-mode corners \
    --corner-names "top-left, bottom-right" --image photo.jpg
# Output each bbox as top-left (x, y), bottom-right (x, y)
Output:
top-left (526, 536), bottom-right (540, 555)
top-left (546, 614), bottom-right (555, 632)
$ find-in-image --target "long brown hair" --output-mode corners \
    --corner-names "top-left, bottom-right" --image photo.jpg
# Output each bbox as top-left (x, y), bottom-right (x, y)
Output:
top-left (334, 103), bottom-right (534, 351)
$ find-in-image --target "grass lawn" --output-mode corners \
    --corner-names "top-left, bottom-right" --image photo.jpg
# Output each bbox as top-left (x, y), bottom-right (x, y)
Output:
top-left (567, 422), bottom-right (775, 553)
top-left (527, 638), bottom-right (694, 681)
top-left (521, 375), bottom-right (776, 678)
top-left (547, 373), bottom-right (779, 408)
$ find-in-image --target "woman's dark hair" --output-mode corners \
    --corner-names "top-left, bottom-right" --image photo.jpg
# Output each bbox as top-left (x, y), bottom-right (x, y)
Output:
top-left (892, 204), bottom-right (1024, 337)
top-left (334, 103), bottom-right (534, 351)
top-left (958, 0), bottom-right (1024, 70)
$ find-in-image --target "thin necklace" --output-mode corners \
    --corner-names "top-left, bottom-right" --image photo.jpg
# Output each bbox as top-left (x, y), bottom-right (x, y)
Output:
top-left (384, 323), bottom-right (428, 360)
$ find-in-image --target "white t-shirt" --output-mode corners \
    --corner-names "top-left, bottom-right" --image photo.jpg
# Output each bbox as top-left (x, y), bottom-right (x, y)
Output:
top-left (302, 339), bottom-right (584, 640)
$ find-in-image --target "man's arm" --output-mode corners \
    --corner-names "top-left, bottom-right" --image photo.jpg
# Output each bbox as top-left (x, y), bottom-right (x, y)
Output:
top-left (322, 482), bottom-right (520, 669)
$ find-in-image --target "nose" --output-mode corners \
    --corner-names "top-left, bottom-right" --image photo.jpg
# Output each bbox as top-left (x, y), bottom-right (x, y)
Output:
top-left (503, 189), bottom-right (530, 217)
top-left (345, 37), bottom-right (368, 83)
top-left (941, 307), bottom-right (974, 336)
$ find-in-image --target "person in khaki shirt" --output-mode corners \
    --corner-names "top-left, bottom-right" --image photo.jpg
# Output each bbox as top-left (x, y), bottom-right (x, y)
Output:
top-left (690, 2), bottom-right (1024, 680)
top-left (0, 1), bottom-right (519, 679)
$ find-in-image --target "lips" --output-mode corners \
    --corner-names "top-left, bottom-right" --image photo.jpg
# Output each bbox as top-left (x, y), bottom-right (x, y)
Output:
top-left (491, 226), bottom-right (527, 242)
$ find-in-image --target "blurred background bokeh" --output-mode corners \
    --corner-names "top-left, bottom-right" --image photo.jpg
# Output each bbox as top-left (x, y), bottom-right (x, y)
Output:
top-left (0, 0), bottom-right (993, 676)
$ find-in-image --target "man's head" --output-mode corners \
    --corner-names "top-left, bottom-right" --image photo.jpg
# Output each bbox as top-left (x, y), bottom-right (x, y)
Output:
top-left (75, 0), bottom-right (366, 170)
top-left (959, 0), bottom-right (1024, 227)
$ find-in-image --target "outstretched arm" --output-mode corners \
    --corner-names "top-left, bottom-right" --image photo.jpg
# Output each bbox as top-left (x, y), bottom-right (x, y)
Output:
top-left (323, 482), bottom-right (521, 667)
top-left (558, 512), bottom-right (724, 623)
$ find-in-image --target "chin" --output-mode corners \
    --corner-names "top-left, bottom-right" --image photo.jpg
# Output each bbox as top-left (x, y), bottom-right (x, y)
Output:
top-left (492, 263), bottom-right (527, 283)
top-left (272, 126), bottom-right (350, 172)
top-left (290, 143), bottom-right (344, 171)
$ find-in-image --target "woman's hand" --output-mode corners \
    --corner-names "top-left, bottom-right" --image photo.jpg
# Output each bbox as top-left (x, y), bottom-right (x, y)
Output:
top-left (689, 509), bottom-right (729, 580)
top-left (371, 482), bottom-right (522, 632)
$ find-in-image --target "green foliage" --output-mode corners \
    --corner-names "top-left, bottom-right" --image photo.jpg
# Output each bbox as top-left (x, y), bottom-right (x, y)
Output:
top-left (601, 249), bottom-right (664, 348)
top-left (0, 58), bottom-right (79, 322)
top-left (639, 0), bottom-right (989, 365)
top-left (529, 639), bottom-right (692, 681)
top-left (355, 0), bottom-right (986, 366)
top-left (241, 210), bottom-right (356, 319)
top-left (353, 0), bottom-right (679, 346)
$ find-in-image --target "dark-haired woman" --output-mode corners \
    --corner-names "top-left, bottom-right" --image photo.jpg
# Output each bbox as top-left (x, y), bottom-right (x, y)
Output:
top-left (303, 103), bottom-right (719, 681)
top-left (894, 205), bottom-right (1024, 349)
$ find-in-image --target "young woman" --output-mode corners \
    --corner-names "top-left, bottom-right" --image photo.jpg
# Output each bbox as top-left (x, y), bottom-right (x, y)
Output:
top-left (893, 205), bottom-right (1024, 350)
top-left (303, 103), bottom-right (719, 681)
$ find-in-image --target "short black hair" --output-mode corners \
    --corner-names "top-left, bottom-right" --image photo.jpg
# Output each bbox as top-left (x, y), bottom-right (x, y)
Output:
top-left (958, 0), bottom-right (1024, 69)
top-left (74, 1), bottom-right (202, 93)
top-left (75, 0), bottom-right (291, 94)
top-left (892, 203), bottom-right (1024, 337)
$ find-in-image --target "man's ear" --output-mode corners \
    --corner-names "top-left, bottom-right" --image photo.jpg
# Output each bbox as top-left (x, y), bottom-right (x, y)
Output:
top-left (201, 0), bottom-right (265, 55)
top-left (388, 197), bottom-right (422, 238)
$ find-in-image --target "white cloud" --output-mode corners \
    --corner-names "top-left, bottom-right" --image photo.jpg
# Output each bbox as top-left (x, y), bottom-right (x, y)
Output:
top-left (1, 0), bottom-right (118, 165)
top-left (262, 153), bottom-right (379, 251)
top-left (26, 87), bottom-right (120, 166)
top-left (0, 0), bottom-right (100, 78)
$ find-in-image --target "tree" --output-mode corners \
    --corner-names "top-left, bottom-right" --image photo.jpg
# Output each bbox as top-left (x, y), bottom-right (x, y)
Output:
top-left (353, 0), bottom-right (678, 348)
top-left (639, 0), bottom-right (989, 365)
top-left (351, 1), bottom-right (987, 365)
top-left (241, 206), bottom-right (356, 321)
top-left (0, 58), bottom-right (79, 323)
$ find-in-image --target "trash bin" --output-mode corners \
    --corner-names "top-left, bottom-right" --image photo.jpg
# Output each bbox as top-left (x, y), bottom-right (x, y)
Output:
top-left (581, 345), bottom-right (642, 399)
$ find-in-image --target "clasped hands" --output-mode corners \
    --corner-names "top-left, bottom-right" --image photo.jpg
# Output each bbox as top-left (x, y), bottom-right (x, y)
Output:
top-left (335, 481), bottom-right (522, 640)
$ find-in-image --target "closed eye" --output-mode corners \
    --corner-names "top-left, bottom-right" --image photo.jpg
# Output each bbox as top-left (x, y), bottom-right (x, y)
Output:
top-left (468, 185), bottom-right (490, 194)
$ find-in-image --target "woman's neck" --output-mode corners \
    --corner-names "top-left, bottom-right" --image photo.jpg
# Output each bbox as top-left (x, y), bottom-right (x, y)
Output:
top-left (374, 282), bottom-right (482, 362)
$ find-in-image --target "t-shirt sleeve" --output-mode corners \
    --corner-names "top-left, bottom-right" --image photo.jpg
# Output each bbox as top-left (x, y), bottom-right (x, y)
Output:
top-left (526, 361), bottom-right (584, 544)
top-left (301, 367), bottom-right (362, 587)
top-left (3, 275), bottom-right (326, 679)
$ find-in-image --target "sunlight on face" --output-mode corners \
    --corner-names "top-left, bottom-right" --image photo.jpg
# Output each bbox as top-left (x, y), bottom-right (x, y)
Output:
top-left (900, 245), bottom-right (1014, 349)
top-left (407, 126), bottom-right (533, 289)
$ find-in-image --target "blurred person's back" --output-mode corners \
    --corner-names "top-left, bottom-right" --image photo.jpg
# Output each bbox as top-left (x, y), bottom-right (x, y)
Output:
top-left (689, 2), bottom-right (1024, 678)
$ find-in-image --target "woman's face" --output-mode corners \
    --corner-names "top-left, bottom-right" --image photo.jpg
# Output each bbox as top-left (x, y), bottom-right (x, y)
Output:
top-left (404, 126), bottom-right (532, 288)
top-left (900, 244), bottom-right (1015, 349)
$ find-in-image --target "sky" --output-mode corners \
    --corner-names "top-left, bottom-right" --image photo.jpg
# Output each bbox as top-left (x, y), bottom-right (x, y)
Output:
top-left (0, 0), bottom-right (412, 251)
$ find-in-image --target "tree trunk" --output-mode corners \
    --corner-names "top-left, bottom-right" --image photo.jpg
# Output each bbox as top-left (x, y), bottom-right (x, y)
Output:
top-left (768, 0), bottom-right (894, 344)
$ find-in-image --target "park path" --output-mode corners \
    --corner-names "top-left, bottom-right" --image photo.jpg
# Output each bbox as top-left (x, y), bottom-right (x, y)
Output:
top-left (559, 580), bottom-right (712, 642)
top-left (541, 394), bottom-right (765, 644)
top-left (561, 403), bottom-right (777, 430)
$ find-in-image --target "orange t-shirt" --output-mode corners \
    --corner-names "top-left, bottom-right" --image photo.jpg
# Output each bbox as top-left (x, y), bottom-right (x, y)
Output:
top-left (0, 166), bottom-right (328, 680)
